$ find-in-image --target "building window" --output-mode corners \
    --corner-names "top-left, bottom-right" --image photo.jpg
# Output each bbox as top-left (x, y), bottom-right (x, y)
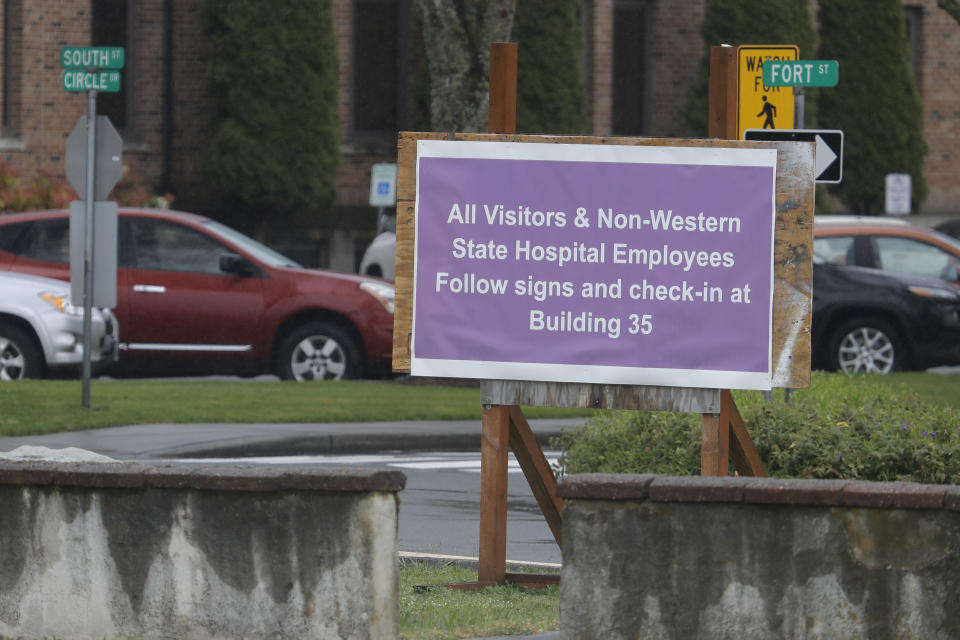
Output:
top-left (612, 0), bottom-right (648, 135)
top-left (352, 0), bottom-right (410, 139)
top-left (904, 6), bottom-right (923, 91)
top-left (2, 0), bottom-right (22, 138)
top-left (92, 0), bottom-right (134, 133)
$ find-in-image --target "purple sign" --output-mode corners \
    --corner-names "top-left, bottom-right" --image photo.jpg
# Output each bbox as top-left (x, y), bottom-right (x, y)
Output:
top-left (411, 141), bottom-right (777, 390)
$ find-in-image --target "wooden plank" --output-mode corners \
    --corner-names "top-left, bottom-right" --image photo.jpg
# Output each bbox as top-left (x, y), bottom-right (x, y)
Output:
top-left (483, 380), bottom-right (720, 413)
top-left (392, 132), bottom-right (814, 391)
top-left (725, 389), bottom-right (768, 477)
top-left (508, 406), bottom-right (563, 546)
top-left (440, 574), bottom-right (560, 592)
top-left (700, 402), bottom-right (730, 477)
top-left (708, 46), bottom-right (738, 139)
top-left (478, 404), bottom-right (510, 587)
top-left (488, 43), bottom-right (518, 134)
top-left (504, 573), bottom-right (560, 589)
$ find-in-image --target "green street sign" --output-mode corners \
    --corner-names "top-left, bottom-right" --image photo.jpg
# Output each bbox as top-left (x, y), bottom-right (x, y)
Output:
top-left (61, 46), bottom-right (125, 70)
top-left (763, 59), bottom-right (838, 87)
top-left (62, 69), bottom-right (121, 93)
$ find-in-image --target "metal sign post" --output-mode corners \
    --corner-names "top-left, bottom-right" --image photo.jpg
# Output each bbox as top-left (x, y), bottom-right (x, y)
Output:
top-left (62, 46), bottom-right (124, 407)
top-left (80, 88), bottom-right (97, 407)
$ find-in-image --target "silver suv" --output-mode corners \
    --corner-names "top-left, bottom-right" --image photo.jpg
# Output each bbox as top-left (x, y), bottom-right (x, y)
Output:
top-left (0, 271), bottom-right (118, 380)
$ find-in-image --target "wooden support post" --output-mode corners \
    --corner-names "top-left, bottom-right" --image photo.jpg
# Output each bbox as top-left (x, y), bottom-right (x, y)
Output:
top-left (701, 391), bottom-right (770, 477)
top-left (488, 42), bottom-right (518, 135)
top-left (701, 46), bottom-right (770, 478)
top-left (700, 398), bottom-right (731, 476)
top-left (708, 45), bottom-right (738, 139)
top-left (475, 42), bottom-right (522, 589)
top-left (478, 404), bottom-right (511, 586)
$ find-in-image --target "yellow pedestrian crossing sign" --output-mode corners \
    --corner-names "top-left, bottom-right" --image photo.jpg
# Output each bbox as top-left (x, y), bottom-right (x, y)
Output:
top-left (737, 45), bottom-right (798, 139)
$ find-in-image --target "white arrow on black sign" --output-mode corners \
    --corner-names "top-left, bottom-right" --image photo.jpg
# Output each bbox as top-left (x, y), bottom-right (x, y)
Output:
top-left (743, 129), bottom-right (844, 184)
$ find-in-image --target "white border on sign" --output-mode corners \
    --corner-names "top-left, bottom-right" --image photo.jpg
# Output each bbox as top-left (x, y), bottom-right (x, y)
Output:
top-left (416, 139), bottom-right (778, 167)
top-left (411, 140), bottom-right (778, 391)
top-left (411, 357), bottom-right (772, 391)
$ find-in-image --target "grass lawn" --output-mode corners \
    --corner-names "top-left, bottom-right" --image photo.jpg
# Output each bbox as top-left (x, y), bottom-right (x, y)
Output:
top-left (399, 563), bottom-right (559, 640)
top-left (0, 372), bottom-right (956, 438)
top-left (0, 377), bottom-right (596, 437)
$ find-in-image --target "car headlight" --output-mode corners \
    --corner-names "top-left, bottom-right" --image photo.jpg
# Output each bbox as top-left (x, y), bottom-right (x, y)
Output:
top-left (39, 291), bottom-right (81, 315)
top-left (360, 281), bottom-right (395, 314)
top-left (908, 285), bottom-right (960, 300)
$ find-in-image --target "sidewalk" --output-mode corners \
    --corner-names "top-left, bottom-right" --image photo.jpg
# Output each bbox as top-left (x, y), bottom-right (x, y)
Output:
top-left (0, 417), bottom-right (584, 461)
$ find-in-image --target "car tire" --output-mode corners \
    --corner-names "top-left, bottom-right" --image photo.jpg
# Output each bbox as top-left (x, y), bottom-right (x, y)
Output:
top-left (276, 322), bottom-right (362, 381)
top-left (0, 322), bottom-right (45, 380)
top-left (828, 317), bottom-right (906, 374)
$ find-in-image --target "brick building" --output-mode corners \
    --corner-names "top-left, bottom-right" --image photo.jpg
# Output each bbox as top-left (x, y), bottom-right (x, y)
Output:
top-left (1, 1), bottom-right (958, 267)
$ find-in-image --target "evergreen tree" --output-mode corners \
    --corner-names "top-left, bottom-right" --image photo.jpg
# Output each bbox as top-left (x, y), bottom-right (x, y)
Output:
top-left (512, 0), bottom-right (586, 134)
top-left (683, 0), bottom-right (816, 137)
top-left (199, 0), bottom-right (339, 234)
top-left (818, 0), bottom-right (927, 213)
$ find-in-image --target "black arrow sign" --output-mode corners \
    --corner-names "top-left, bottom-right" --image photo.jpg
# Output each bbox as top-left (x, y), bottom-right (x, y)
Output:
top-left (743, 129), bottom-right (844, 184)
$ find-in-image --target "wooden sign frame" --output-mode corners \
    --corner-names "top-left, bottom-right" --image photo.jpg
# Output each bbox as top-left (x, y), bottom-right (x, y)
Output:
top-left (393, 133), bottom-right (814, 389)
top-left (396, 43), bottom-right (814, 588)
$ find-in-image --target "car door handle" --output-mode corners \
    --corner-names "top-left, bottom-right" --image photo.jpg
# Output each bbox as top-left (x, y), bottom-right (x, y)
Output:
top-left (133, 284), bottom-right (167, 294)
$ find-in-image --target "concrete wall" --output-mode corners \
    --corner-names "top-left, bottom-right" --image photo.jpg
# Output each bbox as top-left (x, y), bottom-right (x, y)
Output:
top-left (0, 460), bottom-right (405, 640)
top-left (557, 473), bottom-right (960, 640)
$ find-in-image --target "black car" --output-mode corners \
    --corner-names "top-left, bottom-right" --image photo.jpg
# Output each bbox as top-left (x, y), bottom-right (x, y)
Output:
top-left (812, 262), bottom-right (960, 373)
top-left (935, 218), bottom-right (960, 243)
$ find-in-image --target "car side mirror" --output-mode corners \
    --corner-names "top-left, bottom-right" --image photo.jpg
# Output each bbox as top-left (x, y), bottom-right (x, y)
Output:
top-left (220, 253), bottom-right (254, 277)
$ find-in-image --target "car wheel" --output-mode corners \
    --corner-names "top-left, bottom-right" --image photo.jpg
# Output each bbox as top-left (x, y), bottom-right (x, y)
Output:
top-left (0, 322), bottom-right (44, 380)
top-left (828, 317), bottom-right (905, 374)
top-left (276, 322), bottom-right (362, 381)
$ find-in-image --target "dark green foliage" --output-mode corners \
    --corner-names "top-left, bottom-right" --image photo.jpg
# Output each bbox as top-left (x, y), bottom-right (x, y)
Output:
top-left (556, 373), bottom-right (960, 484)
top-left (683, 0), bottom-right (817, 137)
top-left (817, 0), bottom-right (927, 214)
top-left (199, 0), bottom-right (339, 233)
top-left (512, 0), bottom-right (586, 134)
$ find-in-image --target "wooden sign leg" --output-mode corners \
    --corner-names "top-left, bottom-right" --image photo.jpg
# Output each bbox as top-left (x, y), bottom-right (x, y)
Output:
top-left (508, 406), bottom-right (563, 546)
top-left (701, 390), bottom-right (768, 477)
top-left (725, 389), bottom-right (768, 477)
top-left (478, 404), bottom-right (510, 587)
top-left (701, 393), bottom-right (730, 476)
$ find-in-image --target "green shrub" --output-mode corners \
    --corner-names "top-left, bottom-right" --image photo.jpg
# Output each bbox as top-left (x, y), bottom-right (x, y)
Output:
top-left (200, 0), bottom-right (340, 234)
top-left (555, 373), bottom-right (960, 484)
top-left (0, 162), bottom-right (73, 213)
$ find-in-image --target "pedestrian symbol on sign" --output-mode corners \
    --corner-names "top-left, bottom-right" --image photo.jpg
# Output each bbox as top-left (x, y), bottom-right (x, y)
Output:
top-left (758, 96), bottom-right (777, 128)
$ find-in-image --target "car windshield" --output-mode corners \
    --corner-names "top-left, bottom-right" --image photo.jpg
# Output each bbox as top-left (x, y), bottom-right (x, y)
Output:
top-left (200, 220), bottom-right (303, 268)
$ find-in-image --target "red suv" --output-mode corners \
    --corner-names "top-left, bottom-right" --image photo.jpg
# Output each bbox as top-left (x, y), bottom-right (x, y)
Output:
top-left (0, 209), bottom-right (395, 380)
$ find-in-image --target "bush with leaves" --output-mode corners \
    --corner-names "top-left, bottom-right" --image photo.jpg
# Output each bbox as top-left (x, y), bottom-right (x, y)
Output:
top-left (555, 373), bottom-right (960, 484)
top-left (199, 0), bottom-right (339, 235)
top-left (0, 163), bottom-right (73, 213)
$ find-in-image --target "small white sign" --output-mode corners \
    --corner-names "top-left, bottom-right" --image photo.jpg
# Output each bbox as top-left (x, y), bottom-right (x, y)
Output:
top-left (369, 163), bottom-right (398, 207)
top-left (885, 173), bottom-right (911, 215)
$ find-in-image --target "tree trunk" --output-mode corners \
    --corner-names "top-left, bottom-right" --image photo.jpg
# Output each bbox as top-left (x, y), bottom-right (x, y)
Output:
top-left (415, 0), bottom-right (516, 132)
